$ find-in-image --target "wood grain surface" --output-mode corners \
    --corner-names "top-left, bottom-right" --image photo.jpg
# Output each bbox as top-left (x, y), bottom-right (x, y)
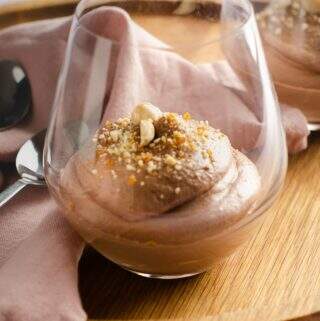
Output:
top-left (0, 1), bottom-right (319, 321)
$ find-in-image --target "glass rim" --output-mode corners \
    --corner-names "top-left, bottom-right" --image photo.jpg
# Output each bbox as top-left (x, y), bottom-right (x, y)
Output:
top-left (73, 0), bottom-right (255, 50)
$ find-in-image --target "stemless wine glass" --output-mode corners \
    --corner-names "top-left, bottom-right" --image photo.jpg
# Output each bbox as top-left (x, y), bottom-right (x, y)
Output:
top-left (44, 0), bottom-right (287, 279)
top-left (256, 0), bottom-right (320, 125)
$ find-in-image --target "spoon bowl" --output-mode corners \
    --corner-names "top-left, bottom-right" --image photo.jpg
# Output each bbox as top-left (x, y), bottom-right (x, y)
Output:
top-left (16, 129), bottom-right (46, 185)
top-left (0, 130), bottom-right (46, 208)
top-left (0, 60), bottom-right (31, 131)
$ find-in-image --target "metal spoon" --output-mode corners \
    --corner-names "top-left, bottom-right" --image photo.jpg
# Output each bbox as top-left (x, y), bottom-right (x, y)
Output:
top-left (0, 60), bottom-right (31, 131)
top-left (0, 130), bottom-right (46, 208)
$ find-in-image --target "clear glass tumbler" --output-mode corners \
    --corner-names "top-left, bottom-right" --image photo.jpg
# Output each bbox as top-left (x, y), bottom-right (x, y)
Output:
top-left (257, 0), bottom-right (320, 125)
top-left (44, 0), bottom-right (287, 279)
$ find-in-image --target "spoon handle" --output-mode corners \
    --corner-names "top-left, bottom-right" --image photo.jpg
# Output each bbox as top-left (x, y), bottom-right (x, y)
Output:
top-left (0, 179), bottom-right (28, 208)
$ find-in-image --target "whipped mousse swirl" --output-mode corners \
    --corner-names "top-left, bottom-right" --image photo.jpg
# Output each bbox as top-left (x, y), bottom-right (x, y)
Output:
top-left (62, 103), bottom-right (261, 222)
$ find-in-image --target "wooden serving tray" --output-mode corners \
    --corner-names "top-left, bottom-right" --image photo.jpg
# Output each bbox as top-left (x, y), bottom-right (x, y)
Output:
top-left (0, 1), bottom-right (319, 321)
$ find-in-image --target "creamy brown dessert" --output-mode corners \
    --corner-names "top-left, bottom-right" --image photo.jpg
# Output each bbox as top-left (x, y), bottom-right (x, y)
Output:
top-left (55, 103), bottom-right (261, 276)
top-left (258, 0), bottom-right (320, 123)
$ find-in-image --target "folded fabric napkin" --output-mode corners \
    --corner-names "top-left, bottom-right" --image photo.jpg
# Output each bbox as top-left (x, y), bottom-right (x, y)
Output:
top-left (0, 6), bottom-right (309, 320)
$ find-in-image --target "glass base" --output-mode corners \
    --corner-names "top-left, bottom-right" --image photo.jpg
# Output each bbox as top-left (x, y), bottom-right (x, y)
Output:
top-left (123, 267), bottom-right (202, 279)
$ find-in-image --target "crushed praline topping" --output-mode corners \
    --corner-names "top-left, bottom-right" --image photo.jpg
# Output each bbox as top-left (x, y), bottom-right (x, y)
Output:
top-left (92, 103), bottom-right (224, 198)
top-left (127, 174), bottom-right (137, 186)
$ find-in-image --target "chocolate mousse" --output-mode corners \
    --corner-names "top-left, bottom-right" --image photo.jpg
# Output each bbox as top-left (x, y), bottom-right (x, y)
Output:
top-left (54, 103), bottom-right (261, 276)
top-left (257, 0), bottom-right (320, 123)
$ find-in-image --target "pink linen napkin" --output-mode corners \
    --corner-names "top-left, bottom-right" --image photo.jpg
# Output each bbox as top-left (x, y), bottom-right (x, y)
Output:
top-left (0, 16), bottom-right (87, 321)
top-left (0, 6), bottom-right (309, 320)
top-left (0, 188), bottom-right (86, 321)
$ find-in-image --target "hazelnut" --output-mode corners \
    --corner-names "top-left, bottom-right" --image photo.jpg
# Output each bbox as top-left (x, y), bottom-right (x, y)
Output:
top-left (173, 2), bottom-right (197, 15)
top-left (140, 119), bottom-right (155, 147)
top-left (131, 102), bottom-right (163, 125)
